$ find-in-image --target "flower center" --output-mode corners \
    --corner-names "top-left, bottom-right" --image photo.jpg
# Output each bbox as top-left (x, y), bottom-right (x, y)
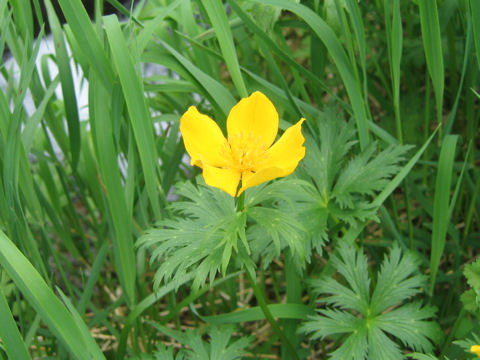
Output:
top-left (222, 132), bottom-right (268, 173)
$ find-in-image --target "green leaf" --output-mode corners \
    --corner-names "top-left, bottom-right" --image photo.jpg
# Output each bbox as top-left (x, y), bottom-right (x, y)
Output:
top-left (464, 258), bottom-right (480, 291)
top-left (104, 14), bottom-right (163, 220)
top-left (300, 113), bottom-right (410, 230)
top-left (200, 0), bottom-right (247, 97)
top-left (429, 135), bottom-right (458, 294)
top-left (253, 0), bottom-right (370, 149)
top-left (139, 180), bottom-right (244, 290)
top-left (418, 0), bottom-right (444, 124)
top-left (300, 244), bottom-right (441, 359)
top-left (0, 230), bottom-right (105, 360)
top-left (148, 324), bottom-right (251, 360)
top-left (0, 286), bottom-right (30, 360)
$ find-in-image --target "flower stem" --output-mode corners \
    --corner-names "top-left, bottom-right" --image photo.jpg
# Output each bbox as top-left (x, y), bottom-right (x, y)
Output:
top-left (236, 192), bottom-right (245, 212)
top-left (244, 266), bottom-right (299, 360)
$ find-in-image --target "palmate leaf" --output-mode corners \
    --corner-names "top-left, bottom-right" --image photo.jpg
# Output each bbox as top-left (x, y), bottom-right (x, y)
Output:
top-left (138, 180), bottom-right (246, 289)
top-left (464, 257), bottom-right (480, 291)
top-left (300, 243), bottom-right (442, 359)
top-left (299, 111), bottom-right (411, 228)
top-left (185, 326), bottom-right (251, 360)
top-left (140, 177), bottom-right (312, 289)
top-left (461, 257), bottom-right (480, 313)
top-left (331, 141), bottom-right (411, 208)
top-left (244, 178), bottom-right (312, 268)
top-left (145, 325), bottom-right (251, 360)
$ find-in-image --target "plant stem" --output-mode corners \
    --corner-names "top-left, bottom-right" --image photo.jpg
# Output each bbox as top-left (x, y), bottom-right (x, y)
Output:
top-left (236, 192), bottom-right (245, 212)
top-left (245, 266), bottom-right (299, 360)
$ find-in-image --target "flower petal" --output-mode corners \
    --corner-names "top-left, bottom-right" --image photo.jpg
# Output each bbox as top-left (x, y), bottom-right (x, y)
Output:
top-left (238, 118), bottom-right (306, 194)
top-left (227, 91), bottom-right (279, 148)
top-left (202, 163), bottom-right (241, 197)
top-left (180, 106), bottom-right (227, 167)
top-left (238, 167), bottom-right (285, 195)
top-left (263, 118), bottom-right (306, 172)
top-left (472, 345), bottom-right (480, 357)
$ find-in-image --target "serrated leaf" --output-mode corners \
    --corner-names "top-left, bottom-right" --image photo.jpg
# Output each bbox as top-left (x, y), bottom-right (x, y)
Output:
top-left (460, 289), bottom-right (478, 313)
top-left (464, 257), bottom-right (480, 291)
top-left (370, 246), bottom-right (426, 314)
top-left (332, 142), bottom-right (412, 209)
top-left (139, 179), bottom-right (245, 290)
top-left (149, 324), bottom-right (251, 360)
top-left (299, 113), bottom-right (411, 240)
top-left (300, 244), bottom-right (440, 359)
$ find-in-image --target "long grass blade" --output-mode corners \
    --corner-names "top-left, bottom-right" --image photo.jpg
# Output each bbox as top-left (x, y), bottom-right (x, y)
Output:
top-left (253, 0), bottom-right (370, 149)
top-left (418, 0), bottom-right (444, 132)
top-left (200, 0), bottom-right (248, 97)
top-left (429, 135), bottom-right (458, 295)
top-left (104, 15), bottom-right (164, 220)
top-left (0, 286), bottom-right (30, 360)
top-left (0, 230), bottom-right (105, 360)
top-left (44, 0), bottom-right (81, 169)
top-left (89, 72), bottom-right (136, 307)
top-left (470, 0), bottom-right (480, 70)
top-left (57, 0), bottom-right (115, 89)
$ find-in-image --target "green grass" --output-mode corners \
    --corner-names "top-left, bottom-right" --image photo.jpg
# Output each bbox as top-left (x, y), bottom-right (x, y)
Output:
top-left (0, 0), bottom-right (479, 359)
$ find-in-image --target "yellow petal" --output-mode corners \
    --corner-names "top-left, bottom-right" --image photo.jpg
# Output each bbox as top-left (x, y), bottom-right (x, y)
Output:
top-left (227, 91), bottom-right (279, 148)
top-left (471, 345), bottom-right (480, 357)
top-left (238, 118), bottom-right (306, 194)
top-left (202, 163), bottom-right (241, 197)
top-left (262, 118), bottom-right (306, 172)
top-left (180, 106), bottom-right (227, 167)
top-left (238, 167), bottom-right (285, 195)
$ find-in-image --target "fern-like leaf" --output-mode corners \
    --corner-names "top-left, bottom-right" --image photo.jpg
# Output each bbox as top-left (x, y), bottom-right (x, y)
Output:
top-left (300, 243), bottom-right (441, 359)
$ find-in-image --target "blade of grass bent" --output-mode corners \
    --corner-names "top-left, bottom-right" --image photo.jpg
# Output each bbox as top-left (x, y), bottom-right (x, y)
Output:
top-left (0, 230), bottom-right (104, 360)
top-left (343, 126), bottom-right (439, 244)
top-left (429, 135), bottom-right (458, 295)
top-left (227, 0), bottom-right (346, 110)
top-left (153, 39), bottom-right (236, 118)
top-left (0, 286), bottom-right (30, 360)
top-left (57, 0), bottom-right (115, 89)
top-left (193, 303), bottom-right (315, 323)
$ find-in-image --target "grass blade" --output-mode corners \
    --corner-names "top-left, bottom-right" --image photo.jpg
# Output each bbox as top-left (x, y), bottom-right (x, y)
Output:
top-left (44, 0), bottom-right (81, 169)
top-left (343, 126), bottom-right (439, 244)
top-left (254, 0), bottom-right (370, 149)
top-left (471, 0), bottom-right (480, 70)
top-left (0, 287), bottom-right (30, 360)
top-left (418, 0), bottom-right (444, 131)
top-left (89, 72), bottom-right (136, 307)
top-left (57, 0), bottom-right (115, 89)
top-left (104, 15), bottom-right (164, 220)
top-left (200, 0), bottom-right (247, 97)
top-left (429, 135), bottom-right (458, 295)
top-left (0, 230), bottom-right (105, 360)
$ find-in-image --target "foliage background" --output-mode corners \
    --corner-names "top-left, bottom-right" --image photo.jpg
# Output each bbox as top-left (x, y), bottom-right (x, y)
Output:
top-left (0, 0), bottom-right (479, 359)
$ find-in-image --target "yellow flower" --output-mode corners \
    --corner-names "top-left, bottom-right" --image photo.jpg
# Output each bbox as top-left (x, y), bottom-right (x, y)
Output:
top-left (472, 345), bottom-right (480, 357)
top-left (180, 91), bottom-right (306, 197)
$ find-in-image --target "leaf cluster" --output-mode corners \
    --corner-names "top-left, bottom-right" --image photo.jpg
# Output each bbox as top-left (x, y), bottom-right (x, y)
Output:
top-left (138, 180), bottom-right (246, 290)
top-left (300, 243), bottom-right (442, 359)
top-left (139, 177), bottom-right (312, 289)
top-left (461, 257), bottom-right (480, 313)
top-left (134, 325), bottom-right (251, 360)
top-left (300, 110), bottom-right (411, 221)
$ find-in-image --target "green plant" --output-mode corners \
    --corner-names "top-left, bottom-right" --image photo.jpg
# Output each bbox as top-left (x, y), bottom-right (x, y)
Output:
top-left (300, 243), bottom-right (442, 359)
